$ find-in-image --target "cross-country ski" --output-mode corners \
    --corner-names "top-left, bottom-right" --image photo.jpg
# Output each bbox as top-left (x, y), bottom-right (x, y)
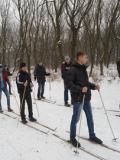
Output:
top-left (13, 111), bottom-right (57, 132)
top-left (66, 131), bottom-right (120, 154)
top-left (1, 112), bottom-right (49, 135)
top-left (53, 134), bottom-right (108, 160)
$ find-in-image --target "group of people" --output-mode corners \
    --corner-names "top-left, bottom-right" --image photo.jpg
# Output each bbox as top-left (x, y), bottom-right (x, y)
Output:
top-left (16, 62), bottom-right (50, 124)
top-left (2, 51), bottom-right (114, 148)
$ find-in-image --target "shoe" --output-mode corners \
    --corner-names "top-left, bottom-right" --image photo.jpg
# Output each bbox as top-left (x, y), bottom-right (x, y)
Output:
top-left (90, 136), bottom-right (103, 144)
top-left (22, 119), bottom-right (28, 124)
top-left (65, 103), bottom-right (71, 107)
top-left (41, 96), bottom-right (45, 99)
top-left (29, 117), bottom-right (37, 122)
top-left (8, 108), bottom-right (13, 112)
top-left (70, 138), bottom-right (81, 148)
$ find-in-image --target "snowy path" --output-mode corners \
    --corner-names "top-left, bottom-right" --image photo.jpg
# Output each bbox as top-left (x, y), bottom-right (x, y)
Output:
top-left (0, 78), bottom-right (120, 160)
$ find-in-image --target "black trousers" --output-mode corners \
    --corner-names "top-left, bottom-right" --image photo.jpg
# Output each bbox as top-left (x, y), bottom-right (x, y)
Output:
top-left (19, 92), bottom-right (33, 120)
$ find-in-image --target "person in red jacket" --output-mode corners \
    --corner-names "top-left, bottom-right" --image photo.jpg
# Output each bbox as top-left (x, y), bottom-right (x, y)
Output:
top-left (0, 64), bottom-right (13, 113)
top-left (4, 65), bottom-right (12, 95)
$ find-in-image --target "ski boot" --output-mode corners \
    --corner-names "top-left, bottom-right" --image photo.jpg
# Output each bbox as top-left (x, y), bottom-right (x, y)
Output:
top-left (8, 107), bottom-right (13, 112)
top-left (38, 97), bottom-right (41, 100)
top-left (70, 138), bottom-right (81, 148)
top-left (29, 117), bottom-right (37, 122)
top-left (41, 96), bottom-right (45, 99)
top-left (90, 136), bottom-right (103, 144)
top-left (65, 103), bottom-right (71, 107)
top-left (22, 119), bottom-right (28, 124)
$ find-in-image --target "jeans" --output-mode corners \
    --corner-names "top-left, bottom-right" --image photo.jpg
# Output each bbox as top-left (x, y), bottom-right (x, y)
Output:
top-left (20, 92), bottom-right (33, 120)
top-left (37, 81), bottom-right (45, 98)
top-left (64, 81), bottom-right (69, 104)
top-left (70, 101), bottom-right (95, 140)
top-left (7, 80), bottom-right (12, 94)
top-left (0, 88), bottom-right (10, 110)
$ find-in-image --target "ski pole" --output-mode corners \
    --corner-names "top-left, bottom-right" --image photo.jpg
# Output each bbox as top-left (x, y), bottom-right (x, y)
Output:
top-left (75, 94), bottom-right (85, 154)
top-left (32, 85), bottom-right (40, 118)
top-left (98, 91), bottom-right (118, 141)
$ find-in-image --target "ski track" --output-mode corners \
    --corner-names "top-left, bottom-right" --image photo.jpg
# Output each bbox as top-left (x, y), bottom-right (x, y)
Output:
top-left (0, 78), bottom-right (120, 160)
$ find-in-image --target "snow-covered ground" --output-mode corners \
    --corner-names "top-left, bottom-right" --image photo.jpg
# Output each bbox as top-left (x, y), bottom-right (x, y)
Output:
top-left (0, 68), bottom-right (120, 160)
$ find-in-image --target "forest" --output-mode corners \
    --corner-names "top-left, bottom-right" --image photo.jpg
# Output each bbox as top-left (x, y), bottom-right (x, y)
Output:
top-left (0, 0), bottom-right (120, 75)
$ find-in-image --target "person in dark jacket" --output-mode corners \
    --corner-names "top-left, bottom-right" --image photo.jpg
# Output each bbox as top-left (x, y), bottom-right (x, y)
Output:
top-left (66, 52), bottom-right (102, 147)
top-left (16, 63), bottom-right (37, 124)
top-left (0, 64), bottom-right (13, 113)
top-left (117, 59), bottom-right (120, 77)
top-left (34, 63), bottom-right (50, 100)
top-left (61, 56), bottom-right (72, 107)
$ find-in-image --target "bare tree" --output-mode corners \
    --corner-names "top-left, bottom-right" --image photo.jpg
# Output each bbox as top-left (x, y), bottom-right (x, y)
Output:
top-left (45, 0), bottom-right (66, 69)
top-left (65, 0), bottom-right (94, 60)
top-left (0, 0), bottom-right (10, 64)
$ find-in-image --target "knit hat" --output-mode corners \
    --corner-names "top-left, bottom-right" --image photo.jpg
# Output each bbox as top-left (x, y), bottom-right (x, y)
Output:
top-left (20, 62), bottom-right (26, 68)
top-left (65, 56), bottom-right (70, 62)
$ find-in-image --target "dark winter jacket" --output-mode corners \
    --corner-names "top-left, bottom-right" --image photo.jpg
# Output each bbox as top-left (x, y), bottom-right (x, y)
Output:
top-left (34, 65), bottom-right (50, 82)
top-left (61, 62), bottom-right (72, 80)
top-left (66, 63), bottom-right (96, 103)
top-left (16, 70), bottom-right (32, 94)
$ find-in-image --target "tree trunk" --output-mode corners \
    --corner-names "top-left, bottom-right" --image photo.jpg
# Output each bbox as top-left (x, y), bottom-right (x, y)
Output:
top-left (100, 61), bottom-right (104, 75)
top-left (71, 30), bottom-right (77, 60)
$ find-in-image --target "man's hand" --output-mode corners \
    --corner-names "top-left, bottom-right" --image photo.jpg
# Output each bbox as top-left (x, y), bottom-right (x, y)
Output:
top-left (82, 87), bottom-right (88, 93)
top-left (24, 81), bottom-right (28, 87)
top-left (95, 85), bottom-right (100, 91)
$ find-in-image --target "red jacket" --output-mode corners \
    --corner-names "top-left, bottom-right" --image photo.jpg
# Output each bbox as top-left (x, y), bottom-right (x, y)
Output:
top-left (0, 71), bottom-right (9, 89)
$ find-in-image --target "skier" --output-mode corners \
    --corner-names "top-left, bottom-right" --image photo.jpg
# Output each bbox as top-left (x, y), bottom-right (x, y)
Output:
top-left (117, 58), bottom-right (120, 77)
top-left (67, 52), bottom-right (103, 147)
top-left (16, 62), bottom-right (37, 124)
top-left (34, 63), bottom-right (50, 100)
top-left (0, 64), bottom-right (13, 113)
top-left (61, 56), bottom-right (72, 107)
